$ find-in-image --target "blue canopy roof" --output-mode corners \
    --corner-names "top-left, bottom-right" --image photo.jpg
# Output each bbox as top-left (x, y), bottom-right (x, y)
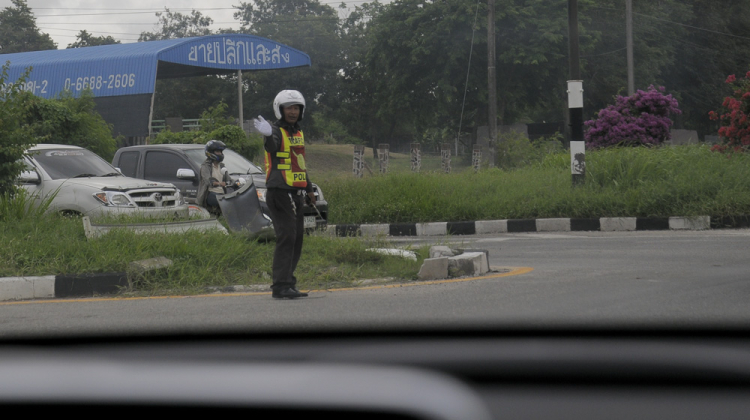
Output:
top-left (2, 34), bottom-right (311, 99)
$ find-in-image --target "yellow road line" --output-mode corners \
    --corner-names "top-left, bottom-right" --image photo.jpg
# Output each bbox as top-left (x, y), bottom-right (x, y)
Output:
top-left (0, 267), bottom-right (533, 306)
top-left (313, 266), bottom-right (534, 293)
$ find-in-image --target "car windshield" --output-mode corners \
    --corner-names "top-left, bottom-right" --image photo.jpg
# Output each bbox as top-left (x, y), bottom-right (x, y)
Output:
top-left (184, 148), bottom-right (264, 175)
top-left (30, 148), bottom-right (120, 180)
top-left (4, 0), bottom-right (750, 344)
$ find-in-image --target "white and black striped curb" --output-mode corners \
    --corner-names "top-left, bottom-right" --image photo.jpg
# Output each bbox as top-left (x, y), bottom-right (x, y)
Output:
top-left (0, 273), bottom-right (127, 302)
top-left (327, 215), bottom-right (750, 237)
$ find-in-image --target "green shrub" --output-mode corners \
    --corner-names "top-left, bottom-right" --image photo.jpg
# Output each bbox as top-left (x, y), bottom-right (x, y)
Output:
top-left (25, 90), bottom-right (118, 161)
top-left (495, 131), bottom-right (564, 169)
top-left (207, 125), bottom-right (262, 161)
top-left (0, 63), bottom-right (34, 196)
top-left (150, 128), bottom-right (203, 145)
top-left (309, 111), bottom-right (360, 144)
top-left (151, 103), bottom-right (262, 161)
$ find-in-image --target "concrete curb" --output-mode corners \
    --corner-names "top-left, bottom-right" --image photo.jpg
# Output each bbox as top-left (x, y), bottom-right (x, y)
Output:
top-left (1, 272), bottom-right (128, 302)
top-left (330, 215), bottom-right (722, 237)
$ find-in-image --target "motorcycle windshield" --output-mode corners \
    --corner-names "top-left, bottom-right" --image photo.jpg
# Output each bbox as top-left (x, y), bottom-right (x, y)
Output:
top-left (217, 181), bottom-right (273, 237)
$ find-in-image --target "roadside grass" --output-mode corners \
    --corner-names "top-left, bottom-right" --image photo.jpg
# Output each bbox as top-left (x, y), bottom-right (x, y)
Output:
top-left (0, 188), bottom-right (53, 221)
top-left (0, 211), bottom-right (427, 293)
top-left (321, 144), bottom-right (750, 223)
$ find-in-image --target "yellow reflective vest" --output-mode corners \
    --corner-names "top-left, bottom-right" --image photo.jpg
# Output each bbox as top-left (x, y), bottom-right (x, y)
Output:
top-left (265, 127), bottom-right (308, 189)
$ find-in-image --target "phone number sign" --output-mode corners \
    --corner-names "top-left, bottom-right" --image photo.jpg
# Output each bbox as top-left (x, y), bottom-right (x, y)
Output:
top-left (64, 73), bottom-right (137, 92)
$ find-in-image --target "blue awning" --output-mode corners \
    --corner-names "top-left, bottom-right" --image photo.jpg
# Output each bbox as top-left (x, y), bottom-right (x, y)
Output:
top-left (1, 34), bottom-right (311, 99)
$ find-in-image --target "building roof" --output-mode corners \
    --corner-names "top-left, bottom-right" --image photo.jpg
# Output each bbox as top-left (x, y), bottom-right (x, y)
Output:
top-left (1, 34), bottom-right (311, 99)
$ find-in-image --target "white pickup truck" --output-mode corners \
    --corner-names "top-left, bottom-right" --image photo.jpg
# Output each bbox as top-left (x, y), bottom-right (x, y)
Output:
top-left (18, 144), bottom-right (189, 219)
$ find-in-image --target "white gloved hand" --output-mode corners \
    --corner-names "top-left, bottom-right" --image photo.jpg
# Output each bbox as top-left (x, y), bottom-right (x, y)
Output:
top-left (254, 115), bottom-right (273, 137)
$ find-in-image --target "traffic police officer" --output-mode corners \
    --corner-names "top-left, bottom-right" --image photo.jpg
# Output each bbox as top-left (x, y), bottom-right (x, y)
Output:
top-left (254, 90), bottom-right (315, 299)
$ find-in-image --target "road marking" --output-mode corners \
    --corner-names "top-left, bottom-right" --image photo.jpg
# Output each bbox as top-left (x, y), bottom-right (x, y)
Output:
top-left (316, 267), bottom-right (533, 293)
top-left (0, 267), bottom-right (533, 306)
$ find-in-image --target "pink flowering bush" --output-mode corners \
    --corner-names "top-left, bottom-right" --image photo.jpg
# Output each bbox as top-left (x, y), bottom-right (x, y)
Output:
top-left (709, 71), bottom-right (750, 153)
top-left (584, 85), bottom-right (681, 149)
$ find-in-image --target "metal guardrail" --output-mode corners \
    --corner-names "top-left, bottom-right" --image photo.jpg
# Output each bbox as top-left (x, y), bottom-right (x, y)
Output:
top-left (151, 119), bottom-right (201, 133)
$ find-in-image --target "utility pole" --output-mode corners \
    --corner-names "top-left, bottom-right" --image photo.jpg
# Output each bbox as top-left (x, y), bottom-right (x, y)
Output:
top-left (568, 0), bottom-right (585, 185)
top-left (626, 0), bottom-right (634, 96)
top-left (487, 0), bottom-right (497, 168)
top-left (237, 70), bottom-right (244, 131)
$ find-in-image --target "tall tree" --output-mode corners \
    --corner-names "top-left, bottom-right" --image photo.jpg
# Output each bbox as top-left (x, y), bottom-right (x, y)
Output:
top-left (139, 9), bottom-right (236, 121)
top-left (66, 30), bottom-right (120, 48)
top-left (336, 1), bottom-right (386, 148)
top-left (0, 0), bottom-right (56, 54)
top-left (355, 0), bottom-right (577, 150)
top-left (578, 0), bottom-right (750, 138)
top-left (233, 0), bottom-right (344, 140)
top-left (659, 0), bottom-right (750, 136)
top-left (579, 0), bottom-right (691, 122)
top-left (138, 8), bottom-right (214, 41)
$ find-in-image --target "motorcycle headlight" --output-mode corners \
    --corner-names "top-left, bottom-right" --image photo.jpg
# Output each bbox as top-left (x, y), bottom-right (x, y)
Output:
top-left (93, 191), bottom-right (135, 207)
top-left (257, 188), bottom-right (267, 202)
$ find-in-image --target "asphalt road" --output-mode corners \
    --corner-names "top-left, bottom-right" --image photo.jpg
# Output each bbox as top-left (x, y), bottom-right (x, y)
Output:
top-left (1, 230), bottom-right (749, 337)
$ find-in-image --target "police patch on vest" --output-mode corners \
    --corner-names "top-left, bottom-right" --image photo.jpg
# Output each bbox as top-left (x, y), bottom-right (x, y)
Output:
top-left (293, 172), bottom-right (307, 182)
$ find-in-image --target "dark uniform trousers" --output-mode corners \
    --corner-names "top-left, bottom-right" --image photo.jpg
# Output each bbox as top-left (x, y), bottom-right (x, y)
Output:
top-left (266, 188), bottom-right (305, 291)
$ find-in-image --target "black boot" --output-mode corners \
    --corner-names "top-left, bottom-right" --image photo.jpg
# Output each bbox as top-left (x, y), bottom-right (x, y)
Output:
top-left (272, 287), bottom-right (307, 299)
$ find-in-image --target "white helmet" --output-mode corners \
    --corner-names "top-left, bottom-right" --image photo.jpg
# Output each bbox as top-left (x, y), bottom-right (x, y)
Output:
top-left (273, 90), bottom-right (305, 121)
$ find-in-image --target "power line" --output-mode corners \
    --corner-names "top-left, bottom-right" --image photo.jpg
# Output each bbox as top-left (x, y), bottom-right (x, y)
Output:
top-left (31, 0), bottom-right (370, 9)
top-left (32, 7), bottom-right (235, 11)
top-left (581, 47), bottom-right (627, 58)
top-left (37, 27), bottom-right (149, 36)
top-left (635, 12), bottom-right (750, 41)
top-left (586, 4), bottom-right (750, 42)
top-left (456, 0), bottom-right (481, 155)
top-left (38, 22), bottom-right (240, 26)
top-left (31, 1), bottom-right (373, 15)
top-left (36, 11), bottom-right (180, 17)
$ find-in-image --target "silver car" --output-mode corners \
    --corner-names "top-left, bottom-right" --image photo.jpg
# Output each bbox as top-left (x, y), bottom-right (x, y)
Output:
top-left (19, 144), bottom-right (189, 219)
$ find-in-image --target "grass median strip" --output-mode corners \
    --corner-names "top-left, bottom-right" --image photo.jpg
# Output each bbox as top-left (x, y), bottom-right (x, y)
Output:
top-left (0, 213), bottom-right (429, 296)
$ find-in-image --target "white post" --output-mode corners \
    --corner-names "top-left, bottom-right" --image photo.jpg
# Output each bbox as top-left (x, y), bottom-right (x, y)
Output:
top-left (567, 80), bottom-right (585, 184)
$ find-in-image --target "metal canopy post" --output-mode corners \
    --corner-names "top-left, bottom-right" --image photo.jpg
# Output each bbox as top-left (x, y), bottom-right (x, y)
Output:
top-left (237, 70), bottom-right (244, 131)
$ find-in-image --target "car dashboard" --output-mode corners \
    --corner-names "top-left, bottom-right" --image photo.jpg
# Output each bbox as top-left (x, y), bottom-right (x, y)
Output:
top-left (1, 327), bottom-right (749, 419)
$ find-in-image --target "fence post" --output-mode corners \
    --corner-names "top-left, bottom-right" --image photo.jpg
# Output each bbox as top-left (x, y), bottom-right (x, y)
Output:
top-left (410, 143), bottom-right (421, 173)
top-left (441, 143), bottom-right (452, 173)
top-left (353, 145), bottom-right (365, 178)
top-left (472, 144), bottom-right (482, 172)
top-left (378, 144), bottom-right (389, 174)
